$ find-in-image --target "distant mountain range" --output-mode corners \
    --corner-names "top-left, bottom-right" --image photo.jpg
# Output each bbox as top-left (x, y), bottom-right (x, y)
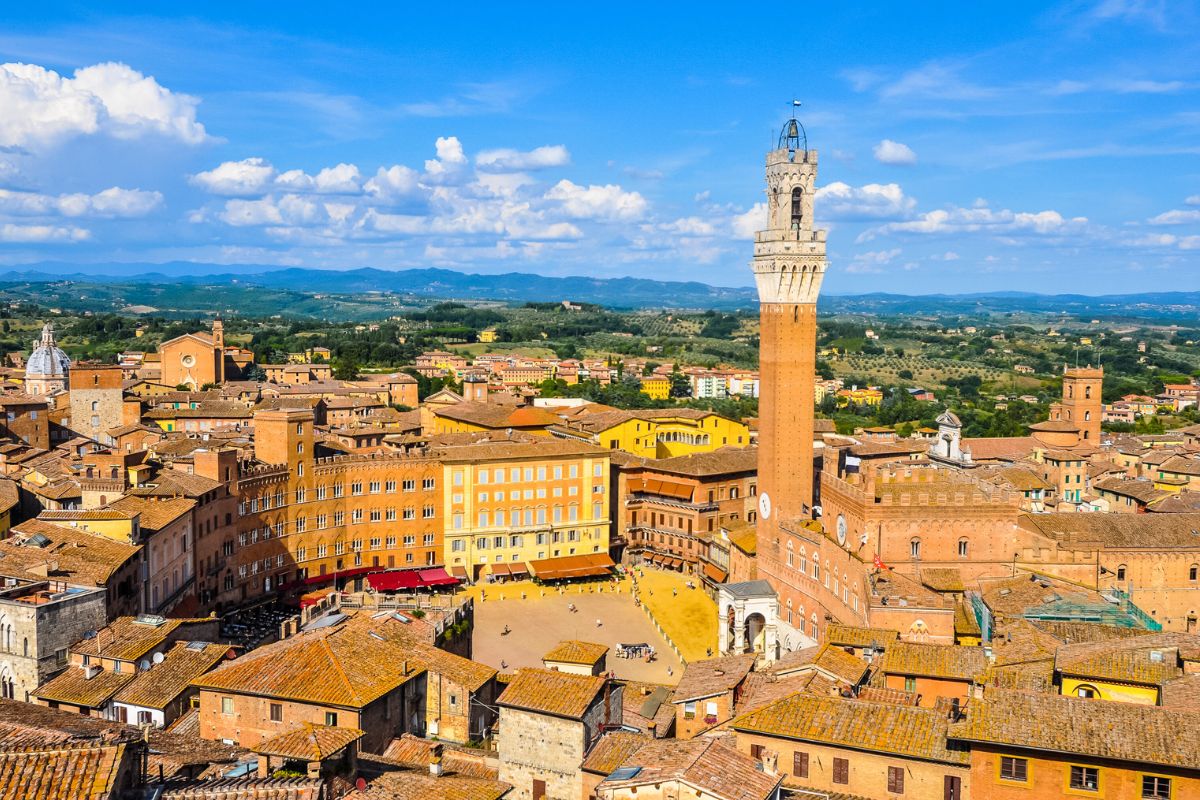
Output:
top-left (2, 262), bottom-right (1199, 318)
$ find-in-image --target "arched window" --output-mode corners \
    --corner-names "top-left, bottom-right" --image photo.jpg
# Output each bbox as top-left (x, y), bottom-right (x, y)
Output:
top-left (1084, 411), bottom-right (1091, 421)
top-left (910, 538), bottom-right (921, 559)
top-left (1117, 564), bottom-right (1127, 581)
top-left (1085, 385), bottom-right (1092, 399)
top-left (1068, 385), bottom-right (1074, 399)
top-left (1190, 564), bottom-right (1198, 582)
top-left (958, 538), bottom-right (968, 559)
top-left (1076, 684), bottom-right (1100, 699)
top-left (790, 187), bottom-right (803, 230)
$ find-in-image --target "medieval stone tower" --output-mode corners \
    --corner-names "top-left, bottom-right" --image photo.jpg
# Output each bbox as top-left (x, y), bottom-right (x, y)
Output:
top-left (752, 113), bottom-right (827, 529)
top-left (1051, 365), bottom-right (1104, 443)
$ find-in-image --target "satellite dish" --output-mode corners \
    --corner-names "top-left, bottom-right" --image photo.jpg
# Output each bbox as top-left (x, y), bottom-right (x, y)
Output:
top-left (139, 659), bottom-right (151, 671)
top-left (152, 652), bottom-right (165, 665)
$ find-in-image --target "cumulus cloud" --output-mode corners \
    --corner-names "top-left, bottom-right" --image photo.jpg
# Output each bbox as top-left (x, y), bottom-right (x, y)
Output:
top-left (0, 61), bottom-right (207, 149)
top-left (476, 145), bottom-right (570, 172)
top-left (731, 203), bottom-right (766, 239)
top-left (859, 205), bottom-right (1087, 241)
top-left (363, 165), bottom-right (421, 201)
top-left (545, 180), bottom-right (647, 221)
top-left (0, 222), bottom-right (89, 242)
top-left (190, 158), bottom-right (276, 196)
top-left (219, 194), bottom-right (329, 227)
top-left (424, 136), bottom-right (468, 181)
top-left (845, 248), bottom-right (903, 273)
top-left (816, 182), bottom-right (916, 220)
top-left (1187, 195), bottom-right (1200, 206)
top-left (873, 139), bottom-right (917, 165)
top-left (193, 159), bottom-right (364, 197)
top-left (0, 186), bottom-right (162, 218)
top-left (1148, 208), bottom-right (1200, 225)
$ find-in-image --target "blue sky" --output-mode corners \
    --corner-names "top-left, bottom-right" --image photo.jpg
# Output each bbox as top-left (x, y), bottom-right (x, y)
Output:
top-left (0, 2), bottom-right (1198, 294)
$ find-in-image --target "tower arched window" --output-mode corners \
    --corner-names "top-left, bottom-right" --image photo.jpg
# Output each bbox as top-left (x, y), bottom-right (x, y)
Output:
top-left (910, 538), bottom-right (921, 560)
top-left (1068, 385), bottom-right (1074, 399)
top-left (958, 538), bottom-right (969, 559)
top-left (790, 187), bottom-right (803, 230)
top-left (1117, 564), bottom-right (1127, 581)
top-left (1084, 411), bottom-right (1091, 421)
top-left (1085, 385), bottom-right (1091, 399)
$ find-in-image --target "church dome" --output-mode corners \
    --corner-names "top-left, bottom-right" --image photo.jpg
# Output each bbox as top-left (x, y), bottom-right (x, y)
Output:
top-left (26, 322), bottom-right (71, 378)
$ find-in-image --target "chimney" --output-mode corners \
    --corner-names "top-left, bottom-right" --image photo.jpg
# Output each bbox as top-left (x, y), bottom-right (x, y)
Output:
top-left (429, 742), bottom-right (444, 777)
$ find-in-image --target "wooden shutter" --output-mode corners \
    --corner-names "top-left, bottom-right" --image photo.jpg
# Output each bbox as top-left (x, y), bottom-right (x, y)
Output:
top-left (888, 766), bottom-right (904, 794)
top-left (793, 751), bottom-right (809, 778)
top-left (833, 757), bottom-right (849, 784)
top-left (944, 775), bottom-right (961, 800)
top-left (532, 779), bottom-right (546, 800)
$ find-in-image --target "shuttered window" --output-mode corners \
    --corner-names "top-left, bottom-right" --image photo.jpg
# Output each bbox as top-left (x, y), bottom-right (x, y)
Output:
top-left (888, 766), bottom-right (905, 794)
top-left (833, 757), bottom-right (849, 784)
top-left (793, 751), bottom-right (809, 778)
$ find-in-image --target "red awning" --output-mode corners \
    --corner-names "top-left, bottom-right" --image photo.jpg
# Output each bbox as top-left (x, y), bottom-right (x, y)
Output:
top-left (490, 563), bottom-right (512, 578)
top-left (368, 570), bottom-right (422, 591)
top-left (509, 562), bottom-right (529, 576)
top-left (302, 565), bottom-right (374, 587)
top-left (417, 567), bottom-right (459, 587)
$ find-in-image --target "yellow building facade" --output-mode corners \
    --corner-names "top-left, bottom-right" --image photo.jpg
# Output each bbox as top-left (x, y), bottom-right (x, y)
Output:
top-left (435, 440), bottom-right (611, 581)
top-left (580, 411), bottom-right (751, 459)
top-left (638, 376), bottom-right (671, 400)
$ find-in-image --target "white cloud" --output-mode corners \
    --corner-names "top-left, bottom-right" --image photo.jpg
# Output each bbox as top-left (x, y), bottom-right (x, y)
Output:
top-left (1148, 208), bottom-right (1200, 225)
top-left (846, 248), bottom-right (903, 273)
top-left (194, 159), bottom-right (363, 197)
top-left (363, 165), bottom-right (421, 201)
top-left (1180, 236), bottom-right (1200, 250)
top-left (873, 139), bottom-right (917, 165)
top-left (657, 217), bottom-right (716, 236)
top-left (0, 186), bottom-right (161, 218)
top-left (545, 180), bottom-right (647, 221)
top-left (1187, 195), bottom-right (1200, 206)
top-left (476, 145), bottom-right (569, 172)
top-left (731, 202), bottom-right (766, 239)
top-left (219, 194), bottom-right (329, 227)
top-left (0, 222), bottom-right (89, 242)
top-left (0, 61), bottom-right (207, 149)
top-left (191, 158), bottom-right (277, 196)
top-left (424, 136), bottom-right (468, 181)
top-left (815, 182), bottom-right (916, 220)
top-left (940, 251), bottom-right (960, 261)
top-left (1126, 233), bottom-right (1178, 247)
top-left (859, 205), bottom-right (1087, 241)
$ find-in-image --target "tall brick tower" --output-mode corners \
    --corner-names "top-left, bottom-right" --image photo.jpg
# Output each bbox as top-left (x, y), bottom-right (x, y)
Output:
top-left (752, 112), bottom-right (826, 529)
top-left (1051, 365), bottom-right (1104, 443)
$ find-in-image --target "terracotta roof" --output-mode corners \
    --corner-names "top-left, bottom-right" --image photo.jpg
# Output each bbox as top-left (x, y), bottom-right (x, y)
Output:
top-left (1029, 419), bottom-right (1079, 432)
top-left (129, 470), bottom-right (223, 498)
top-left (144, 402), bottom-right (253, 420)
top-left (1162, 674), bottom-right (1200, 711)
top-left (192, 620), bottom-right (422, 708)
top-left (343, 769), bottom-right (510, 800)
top-left (432, 402), bottom-right (560, 429)
top-left (379, 734), bottom-right (499, 780)
top-left (0, 742), bottom-right (128, 800)
top-left (875, 642), bottom-right (988, 682)
top-left (1018, 512), bottom-right (1200, 549)
top-left (1093, 476), bottom-right (1166, 503)
top-left (727, 523), bottom-right (756, 555)
top-left (641, 447), bottom-right (757, 477)
top-left (543, 640), bottom-right (609, 666)
top-left (919, 568), bottom-right (965, 593)
top-left (732, 693), bottom-right (969, 765)
top-left (107, 495), bottom-right (196, 531)
top-left (855, 686), bottom-right (920, 706)
top-left (961, 435), bottom-right (1040, 462)
top-left (113, 642), bottom-right (230, 710)
top-left (0, 520), bottom-right (140, 587)
top-left (581, 730), bottom-right (650, 775)
top-left (597, 738), bottom-right (783, 800)
top-left (34, 665), bottom-right (135, 708)
top-left (672, 654), bottom-right (756, 702)
top-left (949, 689), bottom-right (1200, 768)
top-left (155, 777), bottom-right (324, 799)
top-left (73, 617), bottom-right (214, 663)
top-left (1054, 634), bottom-right (1196, 686)
top-left (253, 724), bottom-right (363, 760)
top-left (496, 668), bottom-right (605, 719)
top-left (807, 644), bottom-right (869, 685)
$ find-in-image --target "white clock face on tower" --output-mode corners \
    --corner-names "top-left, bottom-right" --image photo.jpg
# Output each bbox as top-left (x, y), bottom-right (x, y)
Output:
top-left (836, 514), bottom-right (847, 547)
top-left (758, 492), bottom-right (771, 521)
